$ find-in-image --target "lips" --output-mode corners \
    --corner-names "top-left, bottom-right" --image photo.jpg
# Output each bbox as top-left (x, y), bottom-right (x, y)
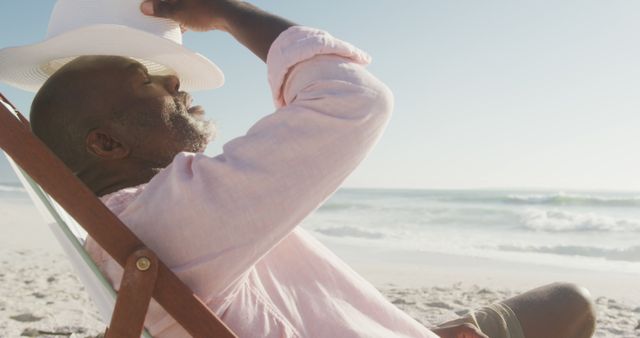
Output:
top-left (188, 105), bottom-right (205, 116)
top-left (181, 93), bottom-right (205, 117)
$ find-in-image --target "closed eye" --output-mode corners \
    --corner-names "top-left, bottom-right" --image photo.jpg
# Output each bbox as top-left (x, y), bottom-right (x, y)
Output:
top-left (126, 62), bottom-right (153, 86)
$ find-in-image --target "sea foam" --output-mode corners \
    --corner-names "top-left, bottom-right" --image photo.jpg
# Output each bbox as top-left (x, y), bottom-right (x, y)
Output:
top-left (520, 208), bottom-right (640, 232)
top-left (505, 192), bottom-right (640, 207)
top-left (314, 226), bottom-right (386, 239)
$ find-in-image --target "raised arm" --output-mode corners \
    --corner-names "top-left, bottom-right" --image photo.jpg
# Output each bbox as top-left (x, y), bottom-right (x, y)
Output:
top-left (113, 1), bottom-right (395, 297)
top-left (141, 0), bottom-right (295, 61)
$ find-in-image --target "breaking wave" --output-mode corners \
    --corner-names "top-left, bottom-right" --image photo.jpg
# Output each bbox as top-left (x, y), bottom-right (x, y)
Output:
top-left (504, 192), bottom-right (640, 207)
top-left (313, 226), bottom-right (385, 239)
top-left (520, 209), bottom-right (640, 232)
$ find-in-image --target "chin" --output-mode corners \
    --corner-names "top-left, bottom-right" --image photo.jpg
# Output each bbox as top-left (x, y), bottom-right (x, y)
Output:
top-left (192, 140), bottom-right (211, 153)
top-left (180, 129), bottom-right (214, 154)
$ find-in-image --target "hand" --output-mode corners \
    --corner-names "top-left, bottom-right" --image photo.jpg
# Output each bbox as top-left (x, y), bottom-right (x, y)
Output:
top-left (142, 0), bottom-right (294, 61)
top-left (432, 323), bottom-right (489, 338)
top-left (140, 0), bottom-right (239, 32)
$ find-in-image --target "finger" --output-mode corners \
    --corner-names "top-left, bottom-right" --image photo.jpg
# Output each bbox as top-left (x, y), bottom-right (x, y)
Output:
top-left (140, 1), bottom-right (155, 15)
top-left (140, 0), bottom-right (176, 18)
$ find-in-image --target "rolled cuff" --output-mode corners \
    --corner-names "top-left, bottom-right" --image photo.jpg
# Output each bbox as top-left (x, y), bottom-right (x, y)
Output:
top-left (266, 26), bottom-right (372, 108)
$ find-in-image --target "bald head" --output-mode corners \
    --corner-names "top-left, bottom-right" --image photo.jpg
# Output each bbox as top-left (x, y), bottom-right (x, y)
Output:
top-left (31, 56), bottom-right (126, 172)
top-left (30, 55), bottom-right (215, 193)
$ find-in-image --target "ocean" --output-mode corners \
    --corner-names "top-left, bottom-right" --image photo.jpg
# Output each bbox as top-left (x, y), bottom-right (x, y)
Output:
top-left (300, 188), bottom-right (640, 275)
top-left (1, 183), bottom-right (639, 275)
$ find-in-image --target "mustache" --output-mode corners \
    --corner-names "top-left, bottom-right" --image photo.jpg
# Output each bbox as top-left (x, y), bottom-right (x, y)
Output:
top-left (173, 92), bottom-right (191, 111)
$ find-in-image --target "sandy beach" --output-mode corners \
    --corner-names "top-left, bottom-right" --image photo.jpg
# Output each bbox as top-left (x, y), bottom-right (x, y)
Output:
top-left (1, 195), bottom-right (639, 337)
top-left (327, 242), bottom-right (640, 338)
top-left (1, 247), bottom-right (638, 337)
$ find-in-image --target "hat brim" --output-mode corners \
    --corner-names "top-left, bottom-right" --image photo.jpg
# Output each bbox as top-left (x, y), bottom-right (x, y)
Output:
top-left (0, 24), bottom-right (224, 92)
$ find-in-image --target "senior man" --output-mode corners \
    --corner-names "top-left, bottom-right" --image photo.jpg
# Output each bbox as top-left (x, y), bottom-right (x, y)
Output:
top-left (25, 0), bottom-right (595, 337)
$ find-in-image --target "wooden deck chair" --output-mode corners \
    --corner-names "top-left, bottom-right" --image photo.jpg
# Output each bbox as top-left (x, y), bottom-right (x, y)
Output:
top-left (0, 92), bottom-right (238, 338)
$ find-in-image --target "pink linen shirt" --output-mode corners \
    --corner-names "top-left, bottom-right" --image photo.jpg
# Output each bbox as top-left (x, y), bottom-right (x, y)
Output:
top-left (86, 26), bottom-right (437, 338)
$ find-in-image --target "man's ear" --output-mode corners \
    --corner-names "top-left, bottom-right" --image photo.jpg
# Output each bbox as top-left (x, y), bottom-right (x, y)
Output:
top-left (85, 129), bottom-right (130, 160)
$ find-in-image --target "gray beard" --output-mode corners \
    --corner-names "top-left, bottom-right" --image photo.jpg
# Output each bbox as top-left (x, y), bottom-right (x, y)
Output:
top-left (167, 108), bottom-right (216, 153)
top-left (168, 95), bottom-right (215, 153)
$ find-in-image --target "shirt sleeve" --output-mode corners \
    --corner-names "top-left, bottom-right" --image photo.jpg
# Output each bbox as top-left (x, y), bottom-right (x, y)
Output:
top-left (114, 26), bottom-right (394, 297)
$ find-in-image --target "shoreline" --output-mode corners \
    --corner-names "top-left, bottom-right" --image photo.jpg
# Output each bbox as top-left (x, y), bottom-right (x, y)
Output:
top-left (320, 238), bottom-right (640, 305)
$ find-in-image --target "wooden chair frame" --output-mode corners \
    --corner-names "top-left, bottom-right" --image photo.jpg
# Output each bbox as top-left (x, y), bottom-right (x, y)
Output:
top-left (0, 92), bottom-right (238, 338)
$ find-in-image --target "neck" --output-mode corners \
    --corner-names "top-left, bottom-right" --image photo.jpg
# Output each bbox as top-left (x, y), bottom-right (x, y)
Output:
top-left (77, 160), bottom-right (162, 197)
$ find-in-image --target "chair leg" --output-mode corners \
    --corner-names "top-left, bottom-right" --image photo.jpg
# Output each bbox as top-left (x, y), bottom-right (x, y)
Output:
top-left (105, 248), bottom-right (159, 338)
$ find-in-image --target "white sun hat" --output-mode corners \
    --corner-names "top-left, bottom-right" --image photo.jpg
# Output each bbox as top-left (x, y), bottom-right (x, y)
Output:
top-left (0, 0), bottom-right (224, 92)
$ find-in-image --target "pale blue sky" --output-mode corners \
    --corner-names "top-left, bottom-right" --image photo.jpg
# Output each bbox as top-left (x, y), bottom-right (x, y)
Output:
top-left (1, 1), bottom-right (640, 190)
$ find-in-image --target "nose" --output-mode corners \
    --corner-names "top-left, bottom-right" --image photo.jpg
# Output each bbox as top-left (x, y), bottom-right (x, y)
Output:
top-left (161, 74), bottom-right (180, 94)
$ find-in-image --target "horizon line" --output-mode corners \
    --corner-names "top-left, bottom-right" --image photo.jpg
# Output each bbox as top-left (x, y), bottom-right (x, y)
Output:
top-left (2, 181), bottom-right (640, 193)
